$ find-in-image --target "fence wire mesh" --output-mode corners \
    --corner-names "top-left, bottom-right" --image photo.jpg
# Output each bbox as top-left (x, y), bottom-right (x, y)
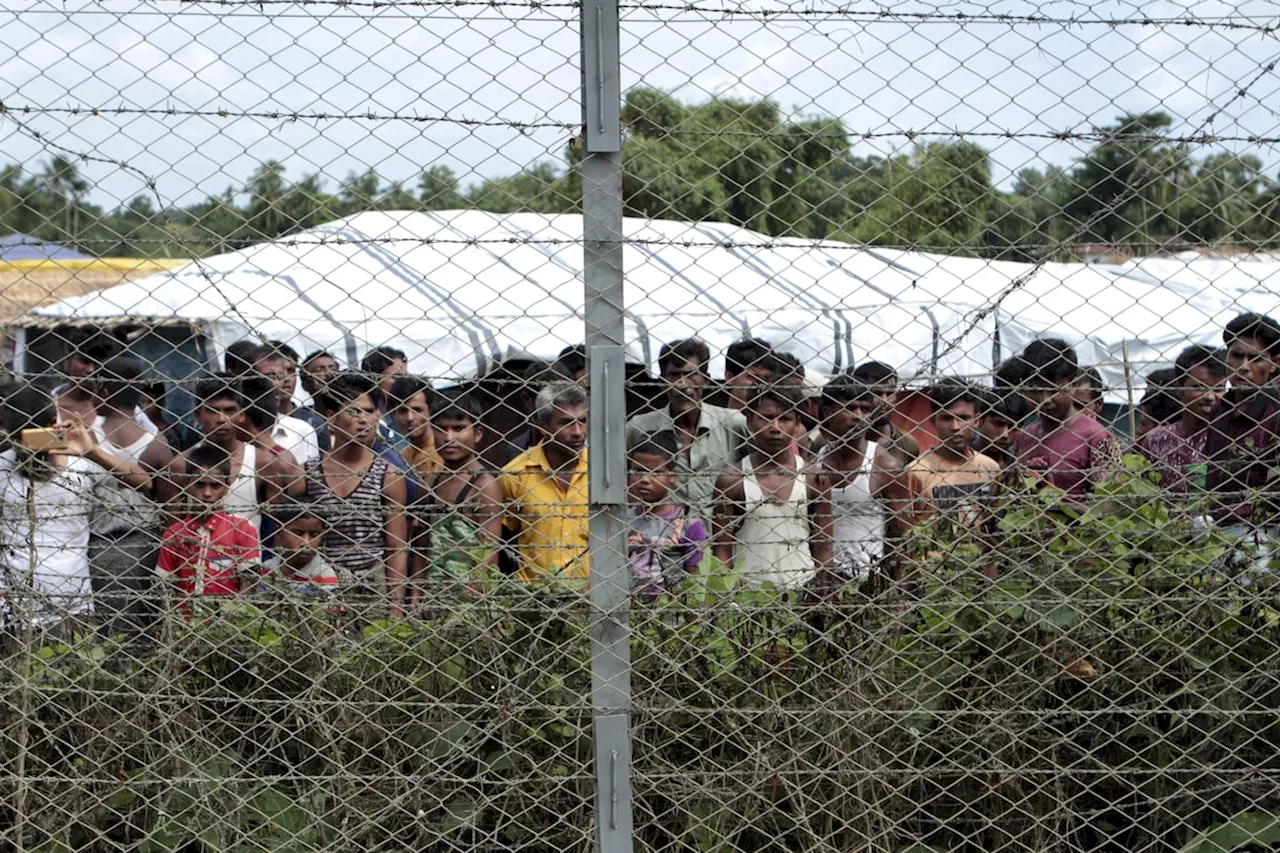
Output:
top-left (2, 0), bottom-right (1280, 850)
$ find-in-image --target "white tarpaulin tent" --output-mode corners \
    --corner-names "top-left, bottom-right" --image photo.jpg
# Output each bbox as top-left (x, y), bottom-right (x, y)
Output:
top-left (17, 210), bottom-right (1270, 402)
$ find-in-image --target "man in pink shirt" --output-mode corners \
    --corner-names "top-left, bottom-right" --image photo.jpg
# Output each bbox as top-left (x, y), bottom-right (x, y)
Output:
top-left (1014, 338), bottom-right (1121, 499)
top-left (1138, 345), bottom-right (1227, 500)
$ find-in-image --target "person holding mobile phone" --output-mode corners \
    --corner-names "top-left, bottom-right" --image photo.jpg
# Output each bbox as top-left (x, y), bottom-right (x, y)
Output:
top-left (0, 383), bottom-right (153, 632)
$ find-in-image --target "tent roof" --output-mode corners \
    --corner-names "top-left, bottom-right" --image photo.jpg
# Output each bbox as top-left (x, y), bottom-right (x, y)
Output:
top-left (19, 211), bottom-right (1260, 401)
top-left (0, 234), bottom-right (90, 262)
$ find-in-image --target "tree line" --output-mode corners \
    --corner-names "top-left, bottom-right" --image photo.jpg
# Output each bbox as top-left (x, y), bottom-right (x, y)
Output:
top-left (2, 90), bottom-right (1279, 260)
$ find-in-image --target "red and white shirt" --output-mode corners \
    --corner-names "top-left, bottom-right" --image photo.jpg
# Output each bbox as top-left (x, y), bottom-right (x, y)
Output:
top-left (157, 512), bottom-right (262, 598)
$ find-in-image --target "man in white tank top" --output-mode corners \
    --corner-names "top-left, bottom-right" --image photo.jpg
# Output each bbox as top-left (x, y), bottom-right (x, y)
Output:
top-left (156, 376), bottom-right (302, 534)
top-left (814, 373), bottom-right (909, 585)
top-left (712, 384), bottom-right (832, 591)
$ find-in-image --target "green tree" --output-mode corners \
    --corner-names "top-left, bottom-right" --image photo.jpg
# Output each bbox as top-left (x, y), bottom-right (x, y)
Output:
top-left (419, 166), bottom-right (466, 210)
top-left (466, 162), bottom-right (577, 214)
top-left (618, 87), bottom-right (855, 236)
top-left (845, 141), bottom-right (993, 252)
top-left (1183, 152), bottom-right (1270, 246)
top-left (1058, 111), bottom-right (1183, 248)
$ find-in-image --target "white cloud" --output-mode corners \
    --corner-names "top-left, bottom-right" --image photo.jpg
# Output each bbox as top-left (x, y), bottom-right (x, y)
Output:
top-left (2, 0), bottom-right (1279, 210)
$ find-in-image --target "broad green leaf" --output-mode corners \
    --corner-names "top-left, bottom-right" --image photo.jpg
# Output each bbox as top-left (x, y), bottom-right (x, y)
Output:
top-left (1179, 811), bottom-right (1280, 853)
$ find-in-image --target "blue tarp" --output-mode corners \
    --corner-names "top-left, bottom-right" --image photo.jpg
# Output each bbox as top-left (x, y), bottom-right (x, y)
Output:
top-left (0, 234), bottom-right (90, 262)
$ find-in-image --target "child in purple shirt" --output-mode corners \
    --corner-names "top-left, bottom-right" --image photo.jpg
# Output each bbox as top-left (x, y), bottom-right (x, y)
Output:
top-left (627, 433), bottom-right (707, 597)
top-left (1014, 339), bottom-right (1122, 498)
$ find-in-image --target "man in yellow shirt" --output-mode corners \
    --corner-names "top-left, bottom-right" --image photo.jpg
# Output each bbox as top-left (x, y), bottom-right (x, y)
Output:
top-left (499, 382), bottom-right (590, 582)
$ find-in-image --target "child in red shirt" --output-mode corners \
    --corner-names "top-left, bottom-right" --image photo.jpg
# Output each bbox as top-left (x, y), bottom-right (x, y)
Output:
top-left (157, 443), bottom-right (261, 601)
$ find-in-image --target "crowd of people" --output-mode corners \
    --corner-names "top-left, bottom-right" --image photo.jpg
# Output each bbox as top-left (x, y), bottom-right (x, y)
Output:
top-left (2, 309), bottom-right (1278, 636)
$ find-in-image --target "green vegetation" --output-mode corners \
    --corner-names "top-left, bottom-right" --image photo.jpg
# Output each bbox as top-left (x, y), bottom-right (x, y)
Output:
top-left (2, 457), bottom-right (1279, 851)
top-left (4, 98), bottom-right (1278, 259)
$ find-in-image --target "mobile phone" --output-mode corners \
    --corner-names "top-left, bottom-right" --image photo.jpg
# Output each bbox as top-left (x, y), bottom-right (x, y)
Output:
top-left (20, 428), bottom-right (68, 452)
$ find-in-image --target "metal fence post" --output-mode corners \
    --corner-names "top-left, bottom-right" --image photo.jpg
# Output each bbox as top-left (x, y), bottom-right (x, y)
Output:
top-left (581, 0), bottom-right (632, 849)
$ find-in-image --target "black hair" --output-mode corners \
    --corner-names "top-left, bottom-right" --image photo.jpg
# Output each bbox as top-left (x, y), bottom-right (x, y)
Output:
top-left (141, 380), bottom-right (166, 407)
top-left (303, 349), bottom-right (338, 368)
top-left (553, 344), bottom-right (588, 380)
top-left (1223, 312), bottom-right (1280, 357)
top-left (658, 338), bottom-right (711, 377)
top-left (239, 374), bottom-right (279, 431)
top-left (991, 357), bottom-right (1030, 422)
top-left (1140, 367), bottom-right (1181, 428)
top-left (724, 338), bottom-right (773, 377)
top-left (628, 430), bottom-right (678, 466)
top-left (1021, 337), bottom-right (1080, 386)
top-left (64, 328), bottom-right (123, 366)
top-left (1079, 366), bottom-right (1104, 402)
top-left (994, 355), bottom-right (1027, 389)
top-left (745, 382), bottom-right (802, 416)
top-left (96, 354), bottom-right (146, 411)
top-left (770, 351), bottom-right (805, 383)
top-left (431, 388), bottom-right (483, 424)
top-left (979, 387), bottom-right (1018, 424)
top-left (194, 374), bottom-right (247, 409)
top-left (187, 442), bottom-right (232, 478)
top-left (1, 384), bottom-right (56, 434)
top-left (387, 375), bottom-right (432, 411)
top-left (1175, 344), bottom-right (1228, 382)
top-left (852, 360), bottom-right (897, 386)
top-left (314, 371), bottom-right (383, 415)
top-left (225, 340), bottom-right (263, 375)
top-left (928, 379), bottom-right (984, 413)
top-left (820, 371), bottom-right (876, 412)
top-left (270, 495), bottom-right (324, 528)
top-left (267, 340), bottom-right (300, 363)
top-left (361, 346), bottom-right (407, 376)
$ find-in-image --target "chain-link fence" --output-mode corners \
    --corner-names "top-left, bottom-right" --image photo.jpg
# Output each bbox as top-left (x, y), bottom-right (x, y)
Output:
top-left (2, 0), bottom-right (1280, 850)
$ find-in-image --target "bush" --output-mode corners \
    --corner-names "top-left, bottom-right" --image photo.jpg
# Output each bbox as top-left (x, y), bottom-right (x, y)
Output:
top-left (1, 456), bottom-right (1278, 852)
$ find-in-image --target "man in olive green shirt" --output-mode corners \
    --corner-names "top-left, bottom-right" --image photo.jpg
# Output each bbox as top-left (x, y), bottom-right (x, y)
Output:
top-left (627, 339), bottom-right (748, 523)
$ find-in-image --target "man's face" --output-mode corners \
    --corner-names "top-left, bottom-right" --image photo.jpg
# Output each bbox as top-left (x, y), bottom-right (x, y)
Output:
top-left (391, 391), bottom-right (431, 445)
top-left (1073, 381), bottom-right (1103, 417)
top-left (433, 415), bottom-right (481, 464)
top-left (1181, 365), bottom-right (1226, 420)
top-left (255, 355), bottom-right (296, 411)
top-left (544, 403), bottom-right (587, 457)
top-left (196, 397), bottom-right (244, 445)
top-left (870, 381), bottom-right (897, 410)
top-left (188, 469), bottom-right (231, 510)
top-left (663, 357), bottom-right (708, 412)
top-left (628, 450), bottom-right (674, 505)
top-left (64, 354), bottom-right (94, 379)
top-left (1025, 377), bottom-right (1077, 422)
top-left (277, 518), bottom-right (324, 570)
top-left (978, 414), bottom-right (1014, 454)
top-left (821, 397), bottom-right (877, 445)
top-left (933, 401), bottom-right (978, 454)
top-left (746, 398), bottom-right (798, 456)
top-left (727, 365), bottom-right (772, 407)
top-left (302, 355), bottom-right (339, 395)
top-left (1226, 336), bottom-right (1275, 391)
top-left (330, 393), bottom-right (378, 447)
top-left (378, 359), bottom-right (407, 399)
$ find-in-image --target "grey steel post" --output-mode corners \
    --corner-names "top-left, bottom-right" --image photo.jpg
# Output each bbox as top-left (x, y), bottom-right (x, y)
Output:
top-left (581, 0), bottom-right (632, 849)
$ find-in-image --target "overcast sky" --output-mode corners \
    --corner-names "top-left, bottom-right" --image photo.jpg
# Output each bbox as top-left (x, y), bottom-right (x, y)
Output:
top-left (2, 0), bottom-right (1279, 211)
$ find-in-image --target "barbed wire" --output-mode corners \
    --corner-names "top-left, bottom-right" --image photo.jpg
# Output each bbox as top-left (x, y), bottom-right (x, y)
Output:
top-left (8, 103), bottom-right (1280, 147)
top-left (5, 0), bottom-right (1280, 30)
top-left (0, 102), bottom-right (577, 132)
